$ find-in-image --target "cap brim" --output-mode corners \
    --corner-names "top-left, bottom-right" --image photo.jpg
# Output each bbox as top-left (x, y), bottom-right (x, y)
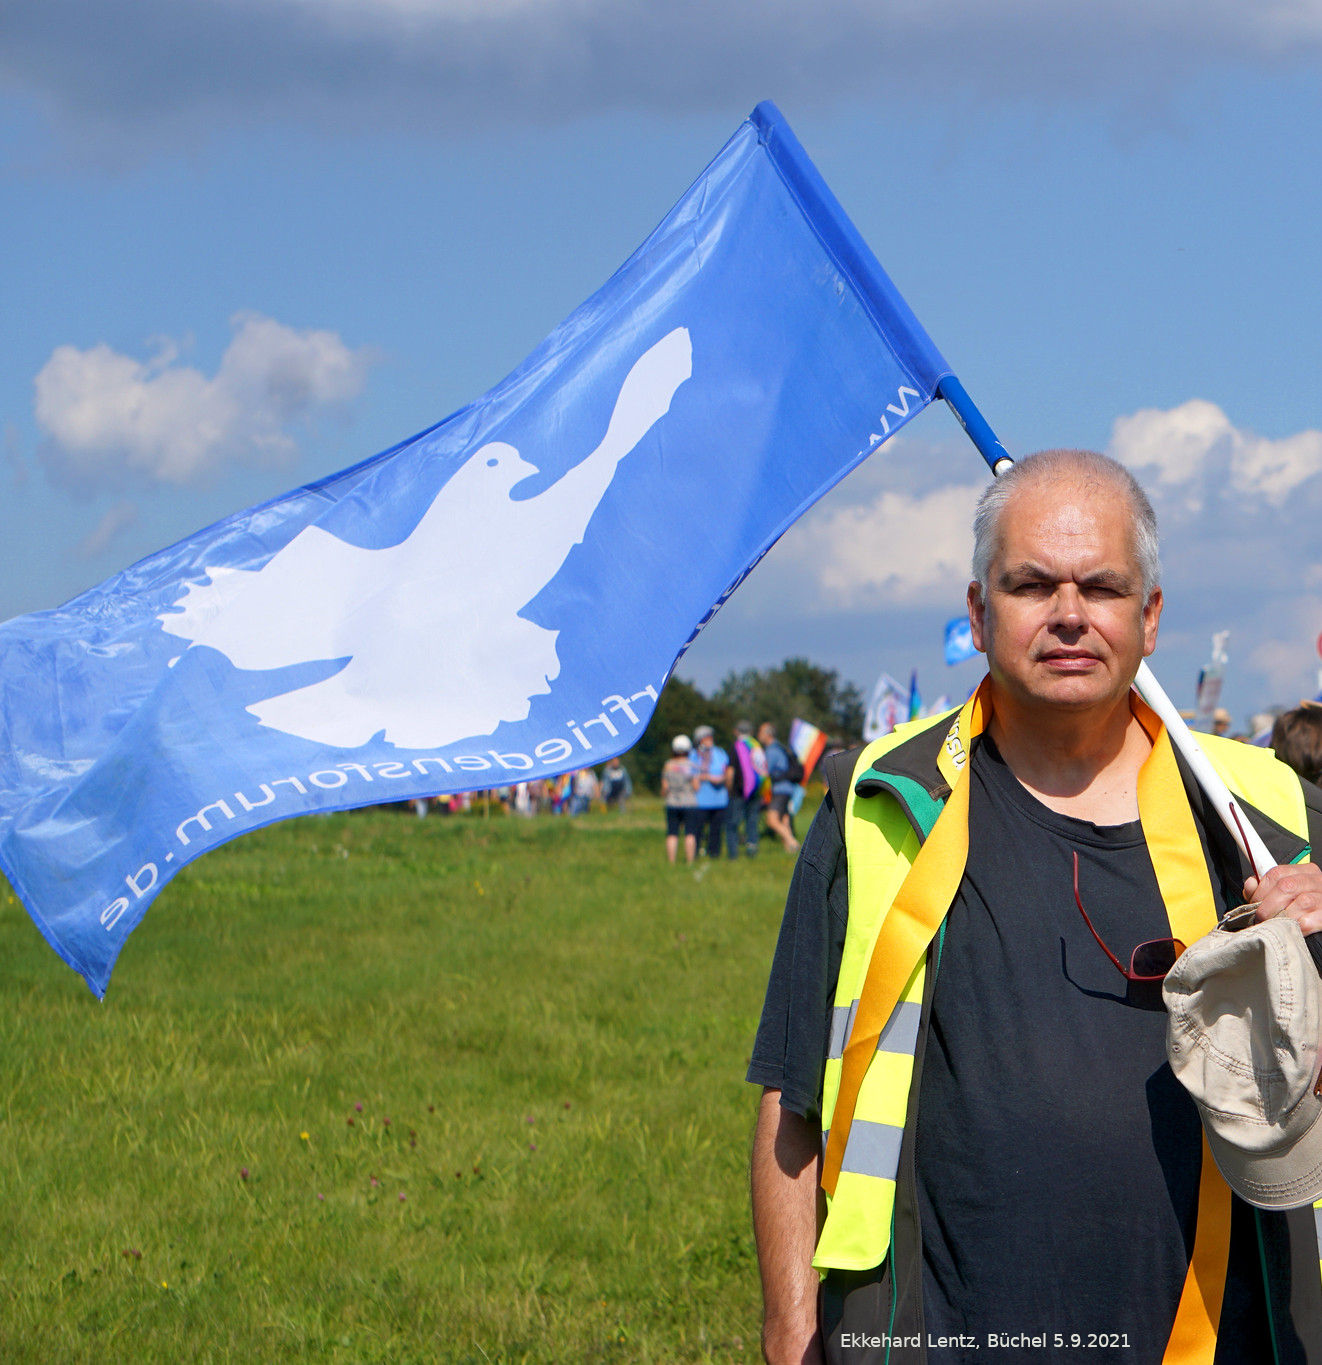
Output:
top-left (1201, 1098), bottom-right (1322, 1210)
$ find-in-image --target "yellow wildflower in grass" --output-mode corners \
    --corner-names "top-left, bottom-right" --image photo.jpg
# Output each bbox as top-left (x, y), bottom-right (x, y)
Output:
top-left (300, 1131), bottom-right (310, 1141)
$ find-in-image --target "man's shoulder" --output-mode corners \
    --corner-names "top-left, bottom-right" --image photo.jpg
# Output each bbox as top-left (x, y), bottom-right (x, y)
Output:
top-left (819, 711), bottom-right (959, 843)
top-left (1194, 730), bottom-right (1286, 768)
top-left (828, 709), bottom-right (958, 790)
top-left (1184, 729), bottom-right (1318, 860)
top-left (1193, 730), bottom-right (1306, 802)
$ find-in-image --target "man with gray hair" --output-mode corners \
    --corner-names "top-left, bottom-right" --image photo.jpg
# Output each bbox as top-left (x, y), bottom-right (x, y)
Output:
top-left (748, 450), bottom-right (1322, 1363)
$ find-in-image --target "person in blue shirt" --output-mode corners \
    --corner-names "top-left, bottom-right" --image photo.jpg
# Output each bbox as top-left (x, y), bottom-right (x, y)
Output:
top-left (691, 724), bottom-right (730, 858)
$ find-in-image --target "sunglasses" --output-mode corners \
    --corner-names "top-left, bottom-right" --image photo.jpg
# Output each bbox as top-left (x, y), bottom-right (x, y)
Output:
top-left (1071, 851), bottom-right (1187, 982)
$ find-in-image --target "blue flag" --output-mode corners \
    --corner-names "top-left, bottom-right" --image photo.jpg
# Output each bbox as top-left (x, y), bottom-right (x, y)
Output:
top-left (0, 102), bottom-right (951, 997)
top-left (944, 614), bottom-right (977, 665)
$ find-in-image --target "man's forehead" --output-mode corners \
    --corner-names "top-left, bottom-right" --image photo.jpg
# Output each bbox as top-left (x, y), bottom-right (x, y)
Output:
top-left (1003, 472), bottom-right (1117, 517)
top-left (998, 479), bottom-right (1136, 545)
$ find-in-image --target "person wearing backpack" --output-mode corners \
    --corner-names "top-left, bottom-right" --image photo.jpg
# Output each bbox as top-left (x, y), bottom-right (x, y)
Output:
top-left (758, 722), bottom-right (801, 853)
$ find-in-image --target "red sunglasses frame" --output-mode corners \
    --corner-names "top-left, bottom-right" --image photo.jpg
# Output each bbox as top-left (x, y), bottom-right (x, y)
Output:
top-left (1071, 851), bottom-right (1187, 983)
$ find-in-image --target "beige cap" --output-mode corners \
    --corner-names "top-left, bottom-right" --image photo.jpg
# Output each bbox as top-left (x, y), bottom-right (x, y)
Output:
top-left (1164, 905), bottom-right (1322, 1209)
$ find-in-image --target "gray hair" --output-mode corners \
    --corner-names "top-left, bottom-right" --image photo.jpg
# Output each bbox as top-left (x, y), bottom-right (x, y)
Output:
top-left (971, 449), bottom-right (1161, 596)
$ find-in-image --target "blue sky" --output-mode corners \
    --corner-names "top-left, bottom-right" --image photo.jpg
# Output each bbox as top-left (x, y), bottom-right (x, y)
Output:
top-left (4, 1), bottom-right (1322, 731)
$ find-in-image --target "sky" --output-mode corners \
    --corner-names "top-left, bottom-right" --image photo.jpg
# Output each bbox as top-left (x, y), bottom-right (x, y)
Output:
top-left (4, 0), bottom-right (1322, 733)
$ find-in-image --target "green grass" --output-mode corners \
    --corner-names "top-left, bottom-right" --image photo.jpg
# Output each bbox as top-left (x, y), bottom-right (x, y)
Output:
top-left (0, 798), bottom-right (802, 1362)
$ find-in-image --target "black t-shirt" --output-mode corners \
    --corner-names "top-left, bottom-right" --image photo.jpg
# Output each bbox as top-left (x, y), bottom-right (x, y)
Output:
top-left (748, 736), bottom-right (1270, 1363)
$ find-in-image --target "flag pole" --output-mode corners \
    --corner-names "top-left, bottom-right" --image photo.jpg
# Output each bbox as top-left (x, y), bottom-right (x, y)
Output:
top-left (936, 376), bottom-right (1277, 875)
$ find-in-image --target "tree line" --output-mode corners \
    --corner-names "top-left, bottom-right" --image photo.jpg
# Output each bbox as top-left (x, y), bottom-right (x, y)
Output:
top-left (626, 657), bottom-right (866, 793)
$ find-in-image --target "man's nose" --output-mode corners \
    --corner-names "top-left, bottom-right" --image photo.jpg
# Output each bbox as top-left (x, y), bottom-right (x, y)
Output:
top-left (1050, 584), bottom-right (1086, 630)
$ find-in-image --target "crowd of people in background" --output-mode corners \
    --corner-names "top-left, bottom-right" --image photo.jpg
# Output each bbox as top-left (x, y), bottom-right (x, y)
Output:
top-left (661, 720), bottom-right (808, 865)
top-left (403, 762), bottom-right (633, 819)
top-left (393, 716), bottom-right (825, 867)
top-left (392, 700), bottom-right (1322, 846)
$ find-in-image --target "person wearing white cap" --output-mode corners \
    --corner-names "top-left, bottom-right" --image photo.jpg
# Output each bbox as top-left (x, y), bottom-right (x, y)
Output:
top-left (660, 733), bottom-right (698, 864)
top-left (748, 450), bottom-right (1322, 1364)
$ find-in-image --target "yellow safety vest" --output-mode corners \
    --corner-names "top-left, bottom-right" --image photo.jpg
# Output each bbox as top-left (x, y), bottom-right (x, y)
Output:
top-left (814, 684), bottom-right (1320, 1364)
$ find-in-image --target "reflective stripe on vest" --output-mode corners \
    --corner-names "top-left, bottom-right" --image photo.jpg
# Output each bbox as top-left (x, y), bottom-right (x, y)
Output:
top-left (815, 946), bottom-right (926, 1271)
top-left (824, 962), bottom-right (923, 1143)
top-left (812, 686), bottom-right (1322, 1359)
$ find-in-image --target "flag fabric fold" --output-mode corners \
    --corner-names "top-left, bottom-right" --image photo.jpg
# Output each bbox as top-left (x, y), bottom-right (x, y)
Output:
top-left (0, 101), bottom-right (952, 996)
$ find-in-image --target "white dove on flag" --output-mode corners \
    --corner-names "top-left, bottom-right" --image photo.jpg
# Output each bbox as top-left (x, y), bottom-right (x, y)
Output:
top-left (159, 327), bottom-right (692, 749)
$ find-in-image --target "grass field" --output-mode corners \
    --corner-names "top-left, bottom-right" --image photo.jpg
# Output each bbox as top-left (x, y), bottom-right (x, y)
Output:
top-left (0, 797), bottom-right (803, 1363)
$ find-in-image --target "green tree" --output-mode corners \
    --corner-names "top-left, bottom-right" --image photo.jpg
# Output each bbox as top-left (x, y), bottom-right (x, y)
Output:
top-left (713, 657), bottom-right (864, 747)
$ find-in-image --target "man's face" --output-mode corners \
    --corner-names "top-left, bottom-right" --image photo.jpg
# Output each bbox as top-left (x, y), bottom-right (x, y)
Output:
top-left (967, 477), bottom-right (1162, 716)
top-left (757, 724), bottom-right (773, 746)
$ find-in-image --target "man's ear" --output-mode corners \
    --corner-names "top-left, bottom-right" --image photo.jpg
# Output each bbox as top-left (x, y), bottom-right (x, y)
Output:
top-left (967, 582), bottom-right (987, 654)
top-left (1141, 586), bottom-right (1163, 658)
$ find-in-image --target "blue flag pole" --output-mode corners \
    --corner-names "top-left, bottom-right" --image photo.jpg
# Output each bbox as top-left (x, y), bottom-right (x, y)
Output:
top-left (937, 375), bottom-right (1013, 475)
top-left (937, 375), bottom-right (1276, 873)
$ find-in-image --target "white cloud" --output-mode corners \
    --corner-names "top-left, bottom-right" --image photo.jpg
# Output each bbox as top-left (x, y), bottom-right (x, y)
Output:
top-left (1109, 399), bottom-right (1230, 488)
top-left (1109, 399), bottom-right (1322, 505)
top-left (1232, 428), bottom-right (1322, 504)
top-left (1101, 403), bottom-right (1322, 715)
top-left (8, 0), bottom-right (1322, 154)
top-left (801, 483), bottom-right (982, 608)
top-left (33, 312), bottom-right (372, 490)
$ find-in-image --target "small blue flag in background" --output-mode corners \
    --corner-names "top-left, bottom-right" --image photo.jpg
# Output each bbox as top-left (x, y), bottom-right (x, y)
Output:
top-left (944, 614), bottom-right (977, 666)
top-left (0, 102), bottom-right (952, 997)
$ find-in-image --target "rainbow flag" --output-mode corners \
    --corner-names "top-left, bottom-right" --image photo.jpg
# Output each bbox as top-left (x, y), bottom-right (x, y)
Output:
top-left (789, 717), bottom-right (828, 782)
